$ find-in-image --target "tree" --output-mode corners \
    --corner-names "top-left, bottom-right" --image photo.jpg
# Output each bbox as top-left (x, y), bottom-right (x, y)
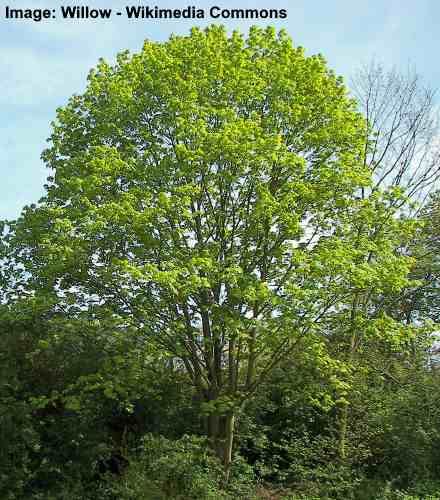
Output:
top-left (382, 191), bottom-right (440, 336)
top-left (318, 62), bottom-right (440, 461)
top-left (1, 26), bottom-right (415, 477)
top-left (351, 60), bottom-right (439, 206)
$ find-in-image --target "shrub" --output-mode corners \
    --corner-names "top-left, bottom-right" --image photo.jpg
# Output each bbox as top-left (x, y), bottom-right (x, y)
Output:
top-left (110, 433), bottom-right (256, 500)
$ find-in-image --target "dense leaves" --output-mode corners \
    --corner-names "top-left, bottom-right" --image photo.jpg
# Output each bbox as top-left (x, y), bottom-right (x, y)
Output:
top-left (1, 26), bottom-right (440, 499)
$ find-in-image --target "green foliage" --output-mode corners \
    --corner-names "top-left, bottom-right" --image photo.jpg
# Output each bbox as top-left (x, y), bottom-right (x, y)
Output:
top-left (375, 374), bottom-right (440, 486)
top-left (110, 434), bottom-right (256, 500)
top-left (2, 25), bottom-right (440, 500)
top-left (5, 24), bottom-right (411, 480)
top-left (2, 25), bottom-right (380, 408)
top-left (0, 297), bottom-right (199, 498)
top-left (238, 356), bottom-right (364, 499)
top-left (0, 394), bottom-right (39, 499)
top-left (353, 479), bottom-right (440, 500)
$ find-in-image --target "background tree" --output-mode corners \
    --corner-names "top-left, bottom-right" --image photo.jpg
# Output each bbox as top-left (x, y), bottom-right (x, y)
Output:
top-left (322, 61), bottom-right (440, 461)
top-left (351, 60), bottom-right (439, 205)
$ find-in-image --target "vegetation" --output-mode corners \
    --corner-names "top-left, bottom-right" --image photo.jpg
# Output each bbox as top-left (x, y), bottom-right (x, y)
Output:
top-left (1, 26), bottom-right (439, 499)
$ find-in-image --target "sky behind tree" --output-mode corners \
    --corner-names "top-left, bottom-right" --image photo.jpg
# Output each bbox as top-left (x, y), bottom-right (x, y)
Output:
top-left (1, 0), bottom-right (438, 219)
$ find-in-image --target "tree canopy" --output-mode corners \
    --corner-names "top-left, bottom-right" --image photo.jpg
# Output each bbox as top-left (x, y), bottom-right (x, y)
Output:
top-left (1, 26), bottom-right (438, 497)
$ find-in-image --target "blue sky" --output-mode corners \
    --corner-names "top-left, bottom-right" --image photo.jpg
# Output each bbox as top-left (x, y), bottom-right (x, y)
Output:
top-left (1, 0), bottom-right (439, 220)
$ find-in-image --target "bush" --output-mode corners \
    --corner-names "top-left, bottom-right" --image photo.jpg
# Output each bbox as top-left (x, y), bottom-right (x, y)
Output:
top-left (110, 433), bottom-right (256, 500)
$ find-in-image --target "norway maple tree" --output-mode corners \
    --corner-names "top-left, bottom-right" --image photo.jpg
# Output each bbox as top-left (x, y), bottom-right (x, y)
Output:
top-left (2, 26), bottom-right (415, 475)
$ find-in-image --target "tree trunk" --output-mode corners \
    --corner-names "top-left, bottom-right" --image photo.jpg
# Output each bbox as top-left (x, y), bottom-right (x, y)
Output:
top-left (338, 404), bottom-right (348, 460)
top-left (222, 413), bottom-right (235, 482)
top-left (206, 412), bottom-right (236, 482)
top-left (207, 413), bottom-right (221, 456)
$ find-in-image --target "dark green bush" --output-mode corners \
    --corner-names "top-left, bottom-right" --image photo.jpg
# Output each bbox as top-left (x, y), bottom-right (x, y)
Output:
top-left (110, 433), bottom-right (256, 500)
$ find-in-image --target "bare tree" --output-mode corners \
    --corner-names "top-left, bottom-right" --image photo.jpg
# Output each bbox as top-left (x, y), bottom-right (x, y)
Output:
top-left (351, 61), bottom-right (440, 208)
